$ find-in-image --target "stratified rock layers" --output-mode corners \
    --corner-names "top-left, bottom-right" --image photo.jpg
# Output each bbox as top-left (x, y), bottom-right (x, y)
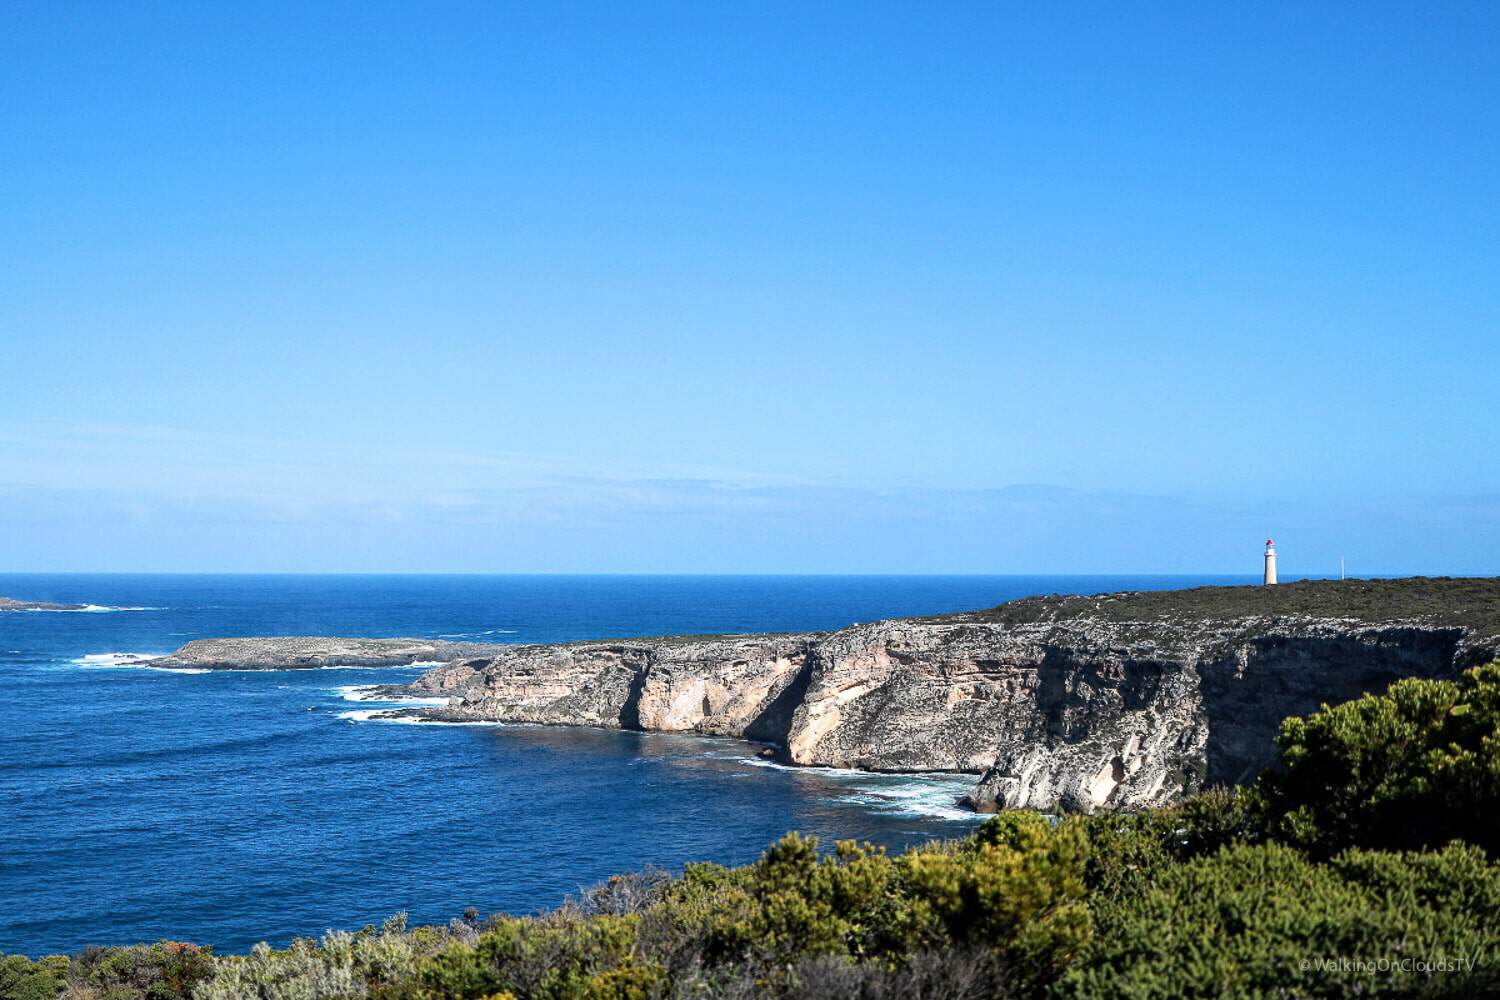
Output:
top-left (407, 598), bottom-right (1495, 814)
top-left (414, 636), bottom-right (817, 740)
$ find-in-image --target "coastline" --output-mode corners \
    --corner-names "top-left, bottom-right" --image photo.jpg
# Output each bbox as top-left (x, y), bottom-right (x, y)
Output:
top-left (129, 577), bottom-right (1500, 815)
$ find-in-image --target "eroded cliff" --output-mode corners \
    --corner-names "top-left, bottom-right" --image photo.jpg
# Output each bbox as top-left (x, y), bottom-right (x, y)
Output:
top-left (397, 578), bottom-right (1500, 813)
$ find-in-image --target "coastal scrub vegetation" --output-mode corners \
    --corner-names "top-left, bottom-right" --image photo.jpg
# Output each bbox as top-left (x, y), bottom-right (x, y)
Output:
top-left (948, 576), bottom-right (1500, 638)
top-left (7, 663), bottom-right (1500, 999)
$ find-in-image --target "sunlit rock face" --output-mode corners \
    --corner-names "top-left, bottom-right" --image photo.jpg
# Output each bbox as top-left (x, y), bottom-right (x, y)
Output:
top-left (408, 635), bottom-right (819, 739)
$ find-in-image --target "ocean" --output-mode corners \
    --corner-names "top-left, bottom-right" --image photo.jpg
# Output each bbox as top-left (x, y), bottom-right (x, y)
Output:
top-left (0, 573), bottom-right (1254, 956)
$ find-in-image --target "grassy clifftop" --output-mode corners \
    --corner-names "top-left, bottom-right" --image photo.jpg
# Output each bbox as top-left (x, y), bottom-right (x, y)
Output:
top-left (941, 576), bottom-right (1500, 637)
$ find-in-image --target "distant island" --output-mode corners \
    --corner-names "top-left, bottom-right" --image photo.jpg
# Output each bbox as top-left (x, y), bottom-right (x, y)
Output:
top-left (136, 576), bottom-right (1500, 816)
top-left (0, 596), bottom-right (89, 612)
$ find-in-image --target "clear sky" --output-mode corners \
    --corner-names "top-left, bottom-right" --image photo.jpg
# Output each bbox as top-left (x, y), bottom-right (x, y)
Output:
top-left (2, 2), bottom-right (1497, 574)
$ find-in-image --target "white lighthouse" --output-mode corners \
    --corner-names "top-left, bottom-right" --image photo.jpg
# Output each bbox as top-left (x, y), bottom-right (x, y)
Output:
top-left (1263, 538), bottom-right (1278, 586)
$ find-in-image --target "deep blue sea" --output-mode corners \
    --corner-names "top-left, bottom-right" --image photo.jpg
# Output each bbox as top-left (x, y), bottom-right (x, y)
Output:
top-left (0, 573), bottom-right (1255, 956)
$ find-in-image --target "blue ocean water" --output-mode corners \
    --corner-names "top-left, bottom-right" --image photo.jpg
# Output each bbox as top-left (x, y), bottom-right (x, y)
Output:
top-left (0, 573), bottom-right (1254, 956)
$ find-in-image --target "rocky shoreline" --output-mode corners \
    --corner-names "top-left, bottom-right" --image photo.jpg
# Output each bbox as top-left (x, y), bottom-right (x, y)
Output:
top-left (0, 596), bottom-right (90, 611)
top-left (136, 578), bottom-right (1500, 815)
top-left (140, 636), bottom-right (506, 671)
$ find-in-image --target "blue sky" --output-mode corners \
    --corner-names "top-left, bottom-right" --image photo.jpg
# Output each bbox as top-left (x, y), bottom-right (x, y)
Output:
top-left (2, 2), bottom-right (1497, 574)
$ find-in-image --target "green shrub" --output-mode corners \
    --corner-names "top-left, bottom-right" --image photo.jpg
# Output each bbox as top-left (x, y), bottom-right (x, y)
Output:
top-left (0, 954), bottom-right (68, 1000)
top-left (1055, 840), bottom-right (1500, 999)
top-left (196, 914), bottom-right (427, 1000)
top-left (66, 942), bottom-right (215, 1000)
top-left (1259, 662), bottom-right (1500, 855)
top-left (410, 915), bottom-right (640, 1000)
top-left (900, 813), bottom-right (1090, 990)
top-left (1077, 786), bottom-right (1265, 904)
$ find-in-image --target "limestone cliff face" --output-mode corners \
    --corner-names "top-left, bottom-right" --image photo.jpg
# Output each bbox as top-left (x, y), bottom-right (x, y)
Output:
top-left (957, 620), bottom-right (1472, 814)
top-left (402, 579), bottom-right (1500, 815)
top-left (412, 635), bottom-right (818, 740)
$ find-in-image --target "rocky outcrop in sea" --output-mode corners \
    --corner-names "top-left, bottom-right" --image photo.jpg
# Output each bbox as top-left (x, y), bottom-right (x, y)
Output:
top-left (141, 636), bottom-right (504, 671)
top-left (0, 596), bottom-right (89, 611)
top-left (141, 578), bottom-right (1500, 814)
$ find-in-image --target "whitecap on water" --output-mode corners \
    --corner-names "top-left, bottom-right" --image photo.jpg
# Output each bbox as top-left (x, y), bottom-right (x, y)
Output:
top-left (73, 652), bottom-right (158, 667)
top-left (38, 605), bottom-right (162, 613)
top-left (335, 684), bottom-right (447, 706)
top-left (71, 652), bottom-right (208, 674)
top-left (737, 755), bottom-right (982, 822)
top-left (336, 708), bottom-right (502, 727)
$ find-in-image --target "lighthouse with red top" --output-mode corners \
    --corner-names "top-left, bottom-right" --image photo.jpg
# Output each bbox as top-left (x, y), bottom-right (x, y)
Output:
top-left (1263, 539), bottom-right (1278, 586)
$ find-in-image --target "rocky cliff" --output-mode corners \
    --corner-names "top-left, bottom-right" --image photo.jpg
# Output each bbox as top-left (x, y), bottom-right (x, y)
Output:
top-left (396, 578), bottom-right (1500, 814)
top-left (142, 578), bottom-right (1500, 814)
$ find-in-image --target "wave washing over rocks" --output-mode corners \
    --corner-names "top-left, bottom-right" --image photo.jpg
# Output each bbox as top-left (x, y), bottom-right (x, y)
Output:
top-left (132, 578), bottom-right (1500, 815)
top-left (0, 596), bottom-right (156, 612)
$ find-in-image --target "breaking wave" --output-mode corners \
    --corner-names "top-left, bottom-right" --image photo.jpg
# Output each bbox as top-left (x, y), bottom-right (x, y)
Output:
top-left (335, 684), bottom-right (448, 706)
top-left (20, 605), bottom-right (161, 613)
top-left (71, 652), bottom-right (208, 674)
top-left (738, 756), bottom-right (982, 823)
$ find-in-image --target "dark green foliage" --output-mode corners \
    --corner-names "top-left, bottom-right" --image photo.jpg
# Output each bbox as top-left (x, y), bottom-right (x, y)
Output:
top-left (407, 915), bottom-right (644, 1000)
top-left (0, 944), bottom-right (214, 1000)
top-left (901, 813), bottom-right (1090, 988)
top-left (71, 942), bottom-right (215, 1000)
top-left (0, 954), bottom-right (68, 1000)
top-left (1260, 662), bottom-right (1500, 855)
top-left (1055, 841), bottom-right (1500, 999)
top-left (1080, 786), bottom-right (1266, 898)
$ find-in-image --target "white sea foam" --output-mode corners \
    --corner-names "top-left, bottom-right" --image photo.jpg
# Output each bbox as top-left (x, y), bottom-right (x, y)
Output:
top-left (73, 652), bottom-right (158, 667)
top-left (839, 785), bottom-right (981, 822)
top-left (338, 708), bottom-right (398, 723)
top-left (436, 629), bottom-right (518, 638)
top-left (71, 652), bottom-right (208, 674)
top-left (337, 708), bottom-right (502, 727)
top-left (35, 605), bottom-right (161, 613)
top-left (335, 684), bottom-right (446, 706)
top-left (737, 756), bottom-right (982, 822)
top-left (738, 756), bottom-right (891, 780)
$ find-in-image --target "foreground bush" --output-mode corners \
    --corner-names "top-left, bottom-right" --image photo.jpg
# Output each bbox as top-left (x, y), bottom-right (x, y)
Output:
top-left (1260, 662), bottom-right (1500, 856)
top-left (193, 915), bottom-right (442, 1000)
top-left (1058, 840), bottom-right (1500, 999)
top-left (0, 955), bottom-right (67, 1000)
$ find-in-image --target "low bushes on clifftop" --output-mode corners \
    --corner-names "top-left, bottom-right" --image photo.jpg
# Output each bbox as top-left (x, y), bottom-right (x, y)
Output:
top-left (6, 663), bottom-right (1500, 999)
